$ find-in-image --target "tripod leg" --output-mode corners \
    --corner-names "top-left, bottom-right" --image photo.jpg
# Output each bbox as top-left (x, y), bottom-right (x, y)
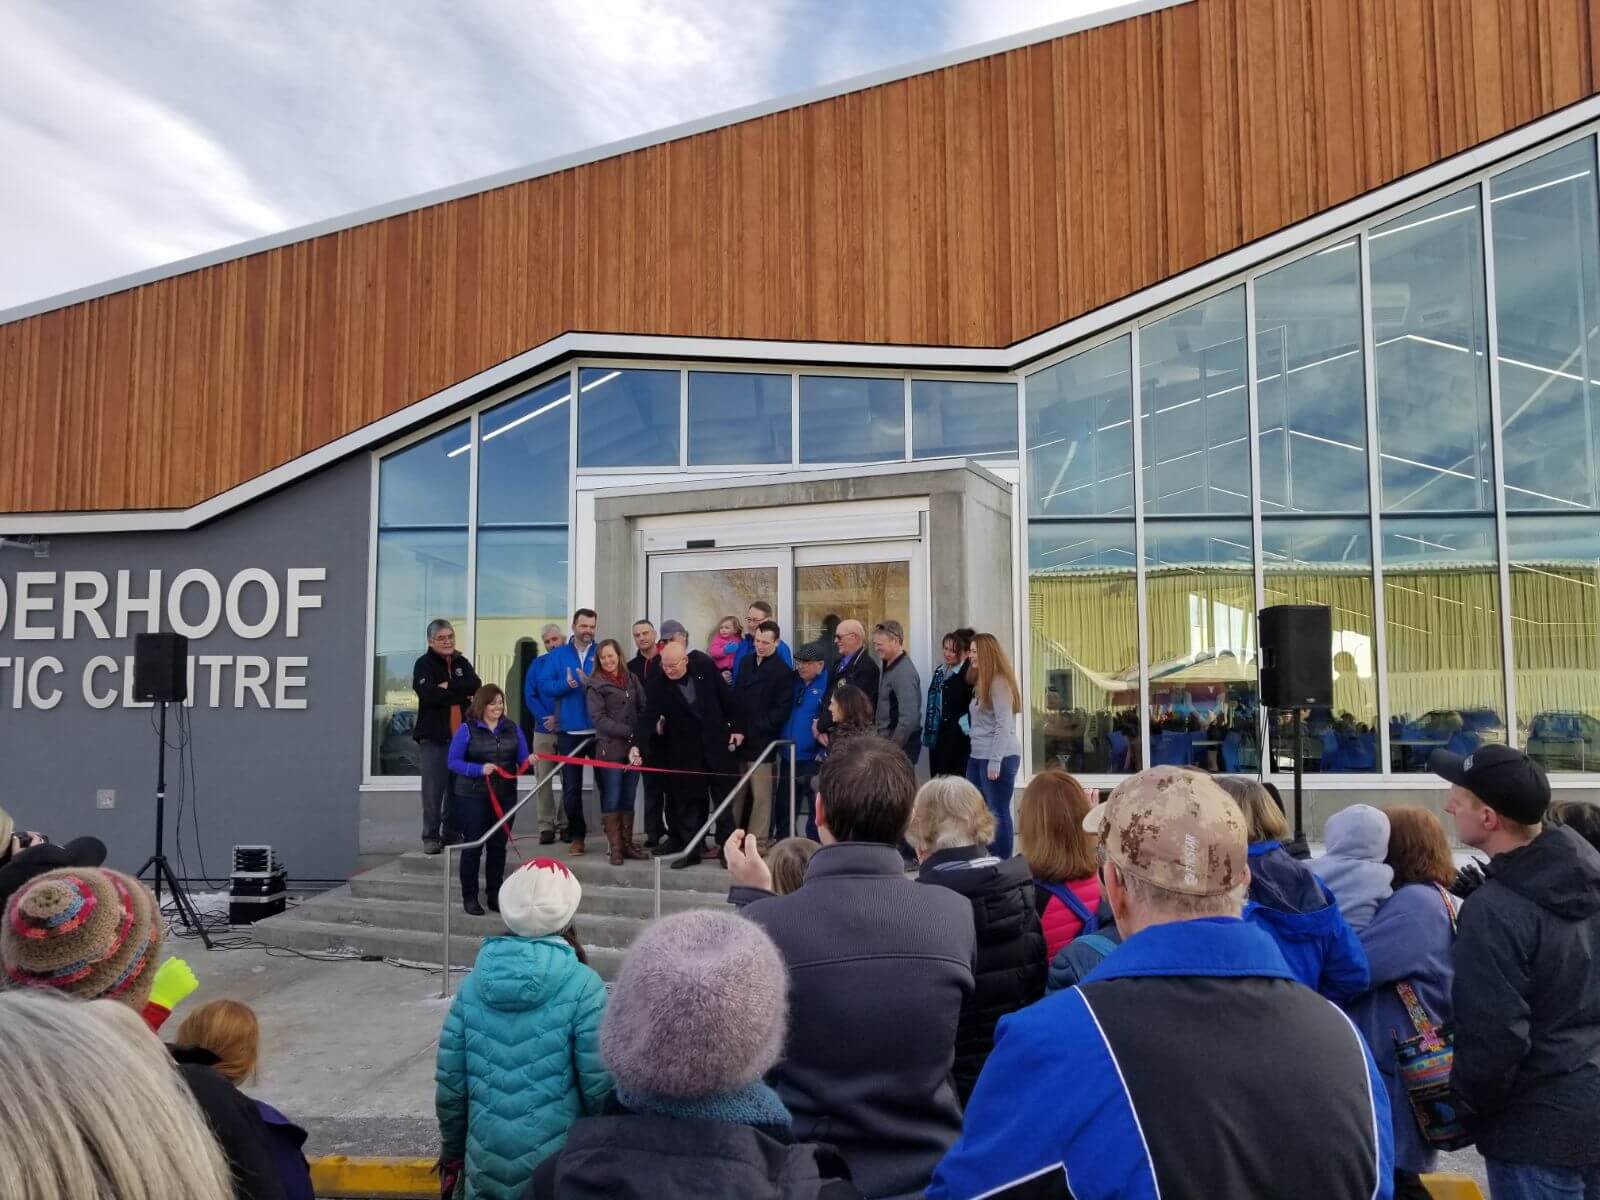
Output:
top-left (153, 856), bottom-right (215, 951)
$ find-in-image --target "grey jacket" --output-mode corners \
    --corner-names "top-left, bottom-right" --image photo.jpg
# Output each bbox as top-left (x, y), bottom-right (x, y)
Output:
top-left (966, 679), bottom-right (1021, 762)
top-left (875, 654), bottom-right (922, 747)
top-left (583, 672), bottom-right (641, 762)
top-left (730, 843), bottom-right (976, 1200)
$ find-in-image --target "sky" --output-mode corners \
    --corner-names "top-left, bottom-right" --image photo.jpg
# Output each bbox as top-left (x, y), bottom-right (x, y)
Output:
top-left (0, 0), bottom-right (1118, 312)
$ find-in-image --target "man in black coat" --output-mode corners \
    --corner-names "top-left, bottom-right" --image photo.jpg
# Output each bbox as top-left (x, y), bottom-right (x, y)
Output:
top-left (731, 620), bottom-right (795, 848)
top-left (816, 618), bottom-right (879, 737)
top-left (1437, 745), bottom-right (1600, 1191)
top-left (411, 618), bottom-right (480, 853)
top-left (626, 618), bottom-right (671, 848)
top-left (631, 638), bottom-right (739, 869)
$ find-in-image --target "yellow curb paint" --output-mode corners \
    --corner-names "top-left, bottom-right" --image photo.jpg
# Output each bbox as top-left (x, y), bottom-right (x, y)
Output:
top-left (1422, 1174), bottom-right (1486, 1200)
top-left (307, 1156), bottom-right (437, 1198)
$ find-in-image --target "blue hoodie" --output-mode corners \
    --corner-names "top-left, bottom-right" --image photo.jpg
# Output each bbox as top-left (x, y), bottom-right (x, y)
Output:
top-left (783, 671), bottom-right (828, 761)
top-left (524, 654), bottom-right (555, 729)
top-left (536, 638), bottom-right (597, 733)
top-left (1245, 840), bottom-right (1372, 1005)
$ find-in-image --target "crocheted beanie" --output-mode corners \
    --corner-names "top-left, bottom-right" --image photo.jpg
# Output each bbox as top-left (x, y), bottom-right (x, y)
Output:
top-left (601, 909), bottom-right (787, 1099)
top-left (2, 868), bottom-right (164, 1010)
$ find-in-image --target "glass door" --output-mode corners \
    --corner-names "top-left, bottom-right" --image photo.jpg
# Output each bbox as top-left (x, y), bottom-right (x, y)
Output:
top-left (648, 549), bottom-right (793, 656)
top-left (794, 540), bottom-right (929, 685)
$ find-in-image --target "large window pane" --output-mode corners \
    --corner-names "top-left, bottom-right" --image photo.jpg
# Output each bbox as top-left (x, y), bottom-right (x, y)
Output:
top-left (1262, 519), bottom-right (1379, 773)
top-left (1255, 243), bottom-right (1369, 513)
top-left (687, 371), bottom-right (791, 465)
top-left (1140, 288), bottom-right (1250, 515)
top-left (794, 562), bottom-right (910, 653)
top-left (1381, 516), bottom-right (1506, 770)
top-left (378, 423), bottom-right (469, 527)
top-left (1371, 190), bottom-right (1495, 512)
top-left (798, 376), bottom-right (904, 463)
top-left (577, 368), bottom-right (679, 467)
top-left (1509, 515), bottom-right (1600, 771)
top-left (478, 378), bottom-right (570, 525)
top-left (1028, 522), bottom-right (1138, 773)
top-left (1027, 337), bottom-right (1134, 517)
top-left (1491, 140), bottom-right (1600, 512)
top-left (1143, 519), bottom-right (1259, 772)
top-left (911, 380), bottom-right (1018, 458)
top-left (475, 529), bottom-right (568, 732)
top-left (371, 531), bottom-right (468, 776)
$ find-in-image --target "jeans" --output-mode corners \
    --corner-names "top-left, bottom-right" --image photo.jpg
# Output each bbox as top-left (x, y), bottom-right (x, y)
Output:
top-left (557, 732), bottom-right (590, 841)
top-left (1487, 1159), bottom-right (1600, 1199)
top-left (597, 760), bottom-right (638, 815)
top-left (967, 754), bottom-right (1021, 858)
top-left (419, 740), bottom-right (453, 844)
top-left (455, 785), bottom-right (511, 904)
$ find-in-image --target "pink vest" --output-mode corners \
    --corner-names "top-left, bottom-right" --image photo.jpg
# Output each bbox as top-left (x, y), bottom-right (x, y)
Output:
top-left (1037, 874), bottom-right (1103, 961)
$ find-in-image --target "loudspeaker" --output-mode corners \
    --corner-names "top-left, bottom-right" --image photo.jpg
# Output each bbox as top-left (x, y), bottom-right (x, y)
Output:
top-left (1259, 605), bottom-right (1332, 709)
top-left (133, 632), bottom-right (189, 703)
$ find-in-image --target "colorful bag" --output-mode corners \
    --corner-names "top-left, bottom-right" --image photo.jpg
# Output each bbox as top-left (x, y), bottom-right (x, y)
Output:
top-left (1392, 885), bottom-right (1473, 1151)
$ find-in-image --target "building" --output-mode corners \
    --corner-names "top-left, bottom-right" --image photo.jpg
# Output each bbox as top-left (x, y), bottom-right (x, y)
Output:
top-left (3, 0), bottom-right (1598, 882)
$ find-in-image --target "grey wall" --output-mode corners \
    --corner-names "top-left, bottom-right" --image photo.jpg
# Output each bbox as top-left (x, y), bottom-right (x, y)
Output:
top-left (0, 457), bottom-right (370, 883)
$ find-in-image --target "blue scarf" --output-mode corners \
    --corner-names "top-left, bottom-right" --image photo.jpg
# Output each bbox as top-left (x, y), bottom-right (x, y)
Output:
top-left (616, 1082), bottom-right (791, 1129)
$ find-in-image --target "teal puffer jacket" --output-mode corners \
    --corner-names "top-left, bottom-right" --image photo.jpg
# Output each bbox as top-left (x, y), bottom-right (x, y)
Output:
top-left (435, 935), bottom-right (612, 1200)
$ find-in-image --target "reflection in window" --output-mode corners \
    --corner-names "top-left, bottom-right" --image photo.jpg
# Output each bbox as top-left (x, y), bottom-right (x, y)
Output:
top-left (1371, 190), bottom-right (1495, 512)
top-left (688, 372), bottom-right (791, 465)
top-left (1381, 516), bottom-right (1506, 770)
top-left (1143, 520), bottom-right (1259, 772)
top-left (794, 562), bottom-right (910, 655)
top-left (1026, 337), bottom-right (1133, 517)
top-left (798, 376), bottom-right (905, 463)
top-left (1140, 289), bottom-right (1249, 515)
top-left (1491, 140), bottom-right (1600, 512)
top-left (911, 380), bottom-right (1018, 459)
top-left (478, 378), bottom-right (571, 524)
top-left (1262, 520), bottom-right (1379, 773)
top-left (1508, 515), bottom-right (1600, 771)
top-left (378, 423), bottom-right (470, 527)
top-left (1255, 244), bottom-right (1369, 513)
top-left (577, 368), bottom-right (679, 467)
top-left (1028, 522), bottom-right (1138, 773)
top-left (475, 530), bottom-right (568, 731)
top-left (370, 532), bottom-right (468, 776)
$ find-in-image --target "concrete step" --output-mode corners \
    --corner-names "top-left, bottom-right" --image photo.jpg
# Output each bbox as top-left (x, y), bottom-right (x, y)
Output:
top-left (395, 847), bottom-right (731, 892)
top-left (302, 888), bottom-right (668, 950)
top-left (351, 864), bottom-right (728, 917)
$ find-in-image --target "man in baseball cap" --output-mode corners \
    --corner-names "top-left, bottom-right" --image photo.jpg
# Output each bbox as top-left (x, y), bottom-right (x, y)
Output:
top-left (931, 766), bottom-right (1392, 1200)
top-left (1432, 745), bottom-right (1600, 1192)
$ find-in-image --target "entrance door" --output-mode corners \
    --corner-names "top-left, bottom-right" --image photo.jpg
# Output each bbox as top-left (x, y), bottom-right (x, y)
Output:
top-left (647, 549), bottom-right (792, 659)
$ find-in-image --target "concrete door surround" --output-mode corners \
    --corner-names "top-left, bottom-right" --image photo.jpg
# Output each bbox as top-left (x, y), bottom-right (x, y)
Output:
top-left (589, 460), bottom-right (1016, 658)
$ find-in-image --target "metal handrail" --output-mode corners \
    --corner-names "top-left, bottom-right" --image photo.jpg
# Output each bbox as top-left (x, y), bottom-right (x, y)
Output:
top-left (440, 736), bottom-right (592, 998)
top-left (654, 739), bottom-right (797, 919)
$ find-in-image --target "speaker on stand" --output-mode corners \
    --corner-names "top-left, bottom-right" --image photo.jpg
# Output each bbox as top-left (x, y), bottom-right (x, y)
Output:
top-left (132, 632), bottom-right (213, 950)
top-left (1257, 605), bottom-right (1333, 855)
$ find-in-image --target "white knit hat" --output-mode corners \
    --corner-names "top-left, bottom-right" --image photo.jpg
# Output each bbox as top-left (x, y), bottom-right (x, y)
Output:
top-left (497, 858), bottom-right (582, 939)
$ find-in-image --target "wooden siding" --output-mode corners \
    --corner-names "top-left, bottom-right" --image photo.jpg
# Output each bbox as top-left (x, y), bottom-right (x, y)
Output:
top-left (3, 0), bottom-right (1598, 514)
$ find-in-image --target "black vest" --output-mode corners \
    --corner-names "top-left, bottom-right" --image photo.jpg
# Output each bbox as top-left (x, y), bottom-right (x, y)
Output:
top-left (455, 720), bottom-right (521, 798)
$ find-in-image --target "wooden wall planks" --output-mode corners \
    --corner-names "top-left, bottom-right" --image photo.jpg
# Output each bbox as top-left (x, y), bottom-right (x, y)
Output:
top-left (3, 0), bottom-right (1598, 513)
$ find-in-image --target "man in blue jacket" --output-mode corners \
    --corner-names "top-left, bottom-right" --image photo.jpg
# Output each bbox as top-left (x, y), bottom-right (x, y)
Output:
top-left (537, 609), bottom-right (598, 853)
top-left (775, 642), bottom-right (828, 840)
top-left (522, 624), bottom-right (567, 845)
top-left (930, 766), bottom-right (1392, 1200)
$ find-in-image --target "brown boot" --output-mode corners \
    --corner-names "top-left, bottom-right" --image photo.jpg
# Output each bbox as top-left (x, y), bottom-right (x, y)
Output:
top-left (602, 813), bottom-right (624, 866)
top-left (619, 812), bottom-right (649, 860)
top-left (569, 837), bottom-right (585, 856)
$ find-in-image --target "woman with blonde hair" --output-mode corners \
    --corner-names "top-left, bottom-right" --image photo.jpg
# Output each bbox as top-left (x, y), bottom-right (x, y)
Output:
top-left (964, 633), bottom-right (1024, 857)
top-left (1016, 769), bottom-right (1102, 961)
top-left (0, 990), bottom-right (234, 1200)
top-left (907, 775), bottom-right (1045, 1103)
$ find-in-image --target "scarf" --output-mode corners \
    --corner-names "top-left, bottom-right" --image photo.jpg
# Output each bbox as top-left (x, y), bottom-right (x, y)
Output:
top-left (616, 1082), bottom-right (791, 1129)
top-left (924, 663), bottom-right (948, 746)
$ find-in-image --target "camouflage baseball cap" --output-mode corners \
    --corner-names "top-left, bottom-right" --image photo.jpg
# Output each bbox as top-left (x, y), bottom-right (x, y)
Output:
top-left (1083, 767), bottom-right (1248, 897)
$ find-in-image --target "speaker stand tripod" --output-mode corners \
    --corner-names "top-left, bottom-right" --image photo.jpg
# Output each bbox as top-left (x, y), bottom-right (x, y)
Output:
top-left (136, 701), bottom-right (215, 950)
top-left (1285, 706), bottom-right (1309, 860)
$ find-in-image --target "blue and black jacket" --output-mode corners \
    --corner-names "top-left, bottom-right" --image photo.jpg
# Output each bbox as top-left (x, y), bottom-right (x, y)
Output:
top-left (536, 638), bottom-right (597, 734)
top-left (929, 916), bottom-right (1392, 1200)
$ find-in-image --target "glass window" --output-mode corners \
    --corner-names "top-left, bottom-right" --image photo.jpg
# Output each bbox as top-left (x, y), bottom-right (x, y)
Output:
top-left (474, 529), bottom-right (568, 731)
top-left (1490, 140), bottom-right (1600, 512)
top-left (378, 423), bottom-right (470, 527)
top-left (658, 567), bottom-right (781, 652)
top-left (478, 378), bottom-right (571, 525)
top-left (1143, 519), bottom-right (1259, 772)
top-left (370, 531), bottom-right (468, 776)
top-left (1370, 189), bottom-right (1495, 512)
top-left (1381, 516), bottom-right (1506, 770)
top-left (1027, 337), bottom-right (1134, 517)
top-left (1262, 519), bottom-right (1380, 773)
top-left (1254, 243), bottom-right (1369, 513)
top-left (577, 368), bottom-right (679, 467)
top-left (1139, 288), bottom-right (1250, 515)
top-left (1028, 522), bottom-right (1139, 773)
top-left (911, 380), bottom-right (1018, 459)
top-left (687, 372), bottom-right (791, 465)
top-left (794, 562), bottom-right (911, 653)
top-left (797, 376), bottom-right (905, 463)
top-left (1508, 515), bottom-right (1600, 772)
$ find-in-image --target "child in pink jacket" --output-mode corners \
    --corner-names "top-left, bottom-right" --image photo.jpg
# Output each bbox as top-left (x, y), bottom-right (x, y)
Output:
top-left (707, 616), bottom-right (742, 679)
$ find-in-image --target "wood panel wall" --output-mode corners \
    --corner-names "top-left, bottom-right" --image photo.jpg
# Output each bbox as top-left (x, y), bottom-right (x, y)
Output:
top-left (4, 0), bottom-right (1598, 514)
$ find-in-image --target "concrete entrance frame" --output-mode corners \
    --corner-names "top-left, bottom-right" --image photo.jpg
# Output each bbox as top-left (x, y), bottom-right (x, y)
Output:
top-left (586, 460), bottom-right (1016, 665)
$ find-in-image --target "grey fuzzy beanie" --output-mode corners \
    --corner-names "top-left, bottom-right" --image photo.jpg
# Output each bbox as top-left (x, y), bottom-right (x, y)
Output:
top-left (601, 909), bottom-right (788, 1099)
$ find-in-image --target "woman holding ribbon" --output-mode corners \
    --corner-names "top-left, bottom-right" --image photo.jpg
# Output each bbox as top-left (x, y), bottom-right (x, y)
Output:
top-left (584, 638), bottom-right (648, 866)
top-left (448, 684), bottom-right (532, 915)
